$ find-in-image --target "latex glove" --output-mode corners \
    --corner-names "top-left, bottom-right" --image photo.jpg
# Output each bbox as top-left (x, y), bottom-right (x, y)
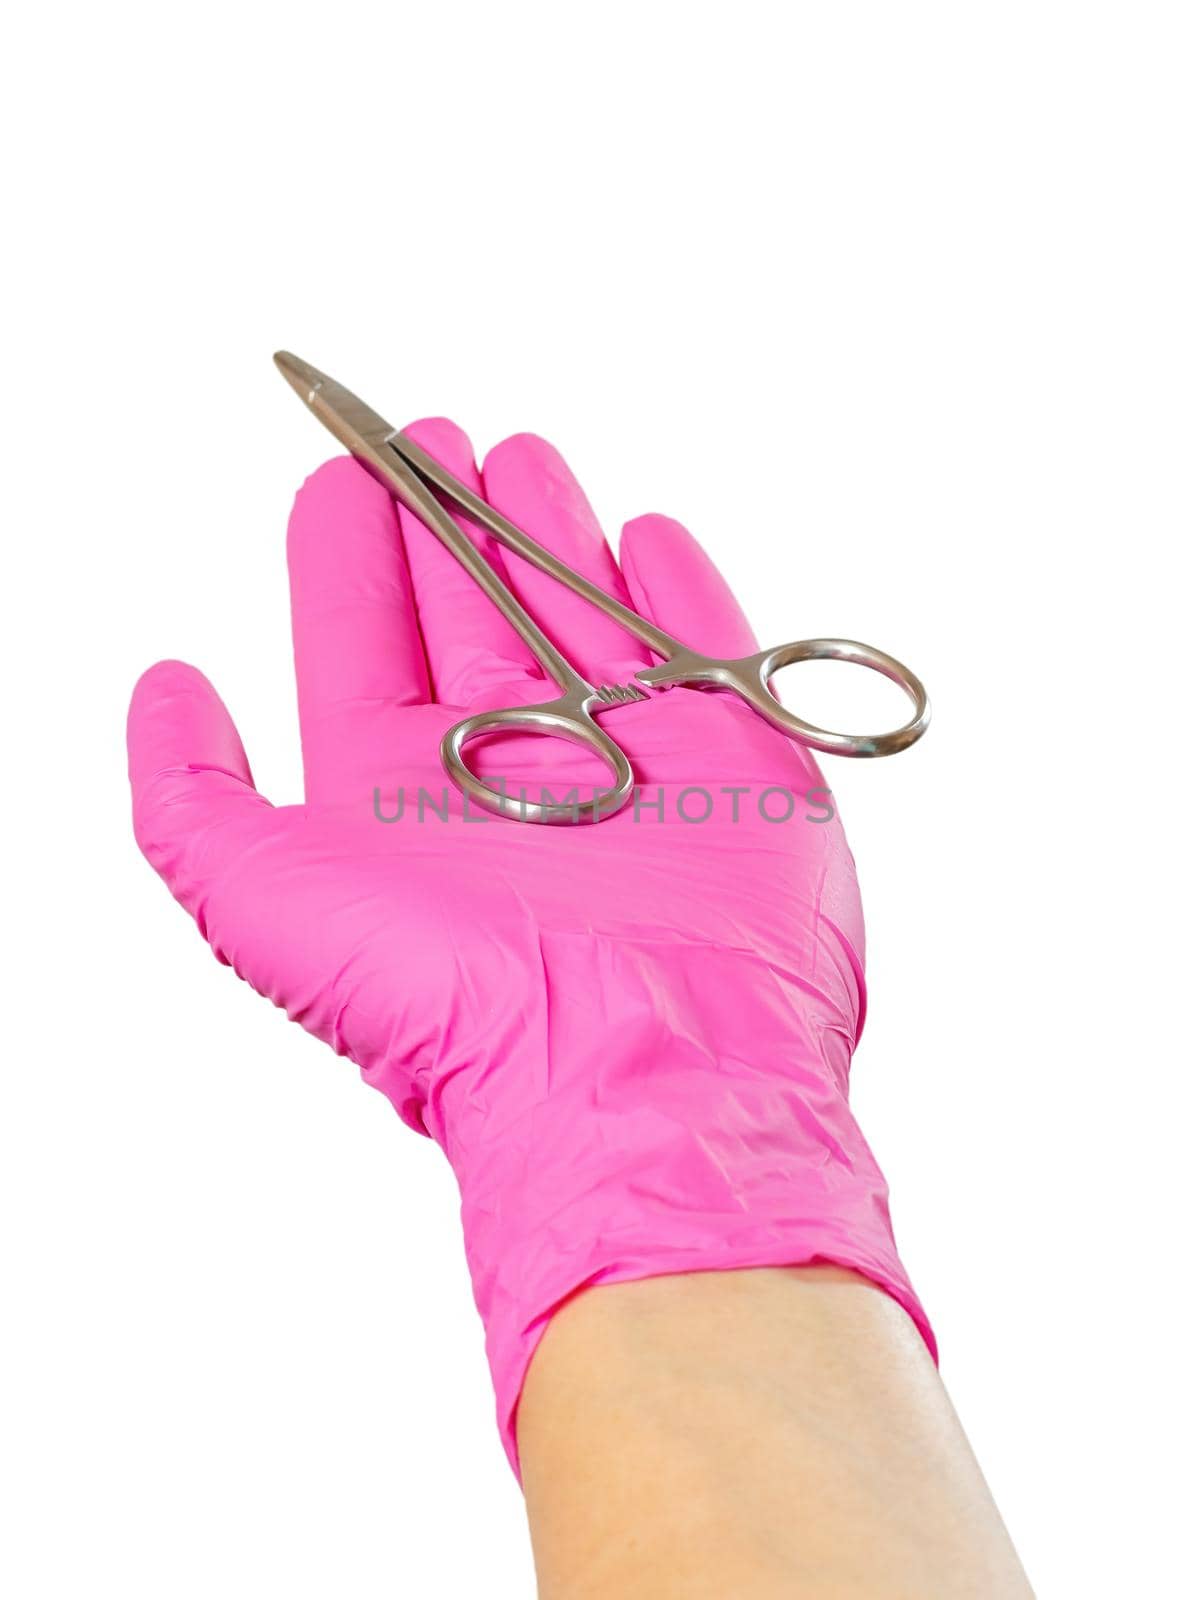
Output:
top-left (128, 422), bottom-right (934, 1476)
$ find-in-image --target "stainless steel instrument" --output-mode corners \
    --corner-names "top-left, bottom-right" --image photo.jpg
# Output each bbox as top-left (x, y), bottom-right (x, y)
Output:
top-left (276, 352), bottom-right (930, 824)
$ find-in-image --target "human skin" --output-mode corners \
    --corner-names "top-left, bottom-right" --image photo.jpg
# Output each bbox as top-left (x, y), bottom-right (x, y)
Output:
top-left (519, 1266), bottom-right (1035, 1599)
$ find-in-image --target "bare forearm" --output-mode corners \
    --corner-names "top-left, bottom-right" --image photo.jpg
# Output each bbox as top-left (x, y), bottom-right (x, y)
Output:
top-left (518, 1267), bottom-right (1033, 1599)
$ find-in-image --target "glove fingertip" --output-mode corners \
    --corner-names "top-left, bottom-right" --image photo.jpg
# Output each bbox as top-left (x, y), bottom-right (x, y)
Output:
top-left (481, 430), bottom-right (562, 478)
top-left (620, 514), bottom-right (758, 657)
top-left (402, 416), bottom-right (480, 480)
top-left (287, 456), bottom-right (389, 562)
top-left (482, 433), bottom-right (602, 536)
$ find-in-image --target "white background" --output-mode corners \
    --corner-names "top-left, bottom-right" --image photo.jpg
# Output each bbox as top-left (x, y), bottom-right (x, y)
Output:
top-left (3, 4), bottom-right (1196, 1595)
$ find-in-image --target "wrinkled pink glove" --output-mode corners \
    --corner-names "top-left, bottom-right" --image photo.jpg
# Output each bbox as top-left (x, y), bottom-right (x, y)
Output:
top-left (128, 421), bottom-right (934, 1476)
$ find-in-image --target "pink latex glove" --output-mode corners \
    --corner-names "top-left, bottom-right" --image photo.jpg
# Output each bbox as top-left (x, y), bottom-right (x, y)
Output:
top-left (128, 422), bottom-right (934, 1476)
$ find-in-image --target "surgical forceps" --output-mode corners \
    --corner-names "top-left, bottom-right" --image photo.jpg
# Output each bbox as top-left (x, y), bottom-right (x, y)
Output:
top-left (275, 352), bottom-right (930, 824)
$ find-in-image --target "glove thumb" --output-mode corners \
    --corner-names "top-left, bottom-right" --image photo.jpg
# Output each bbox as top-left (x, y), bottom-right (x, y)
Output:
top-left (127, 661), bottom-right (273, 935)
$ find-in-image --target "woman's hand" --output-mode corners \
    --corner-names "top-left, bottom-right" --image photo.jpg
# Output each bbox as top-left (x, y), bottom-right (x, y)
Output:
top-left (127, 421), bottom-right (932, 1473)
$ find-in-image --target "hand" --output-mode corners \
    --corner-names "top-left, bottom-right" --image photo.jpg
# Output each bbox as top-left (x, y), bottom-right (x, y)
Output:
top-left (127, 420), bottom-right (932, 1473)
